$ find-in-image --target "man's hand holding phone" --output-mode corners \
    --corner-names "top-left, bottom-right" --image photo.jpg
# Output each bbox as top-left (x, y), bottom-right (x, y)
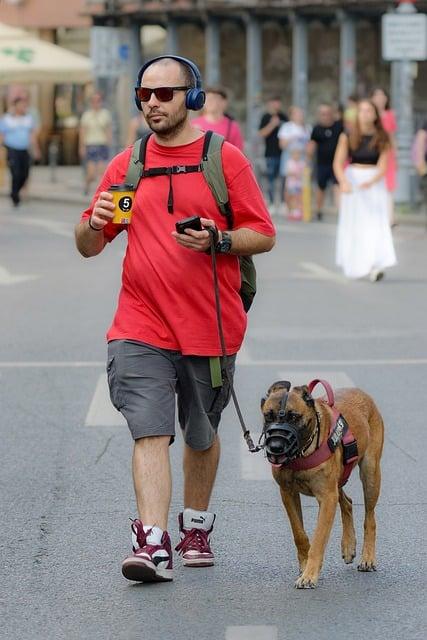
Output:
top-left (173, 216), bottom-right (219, 253)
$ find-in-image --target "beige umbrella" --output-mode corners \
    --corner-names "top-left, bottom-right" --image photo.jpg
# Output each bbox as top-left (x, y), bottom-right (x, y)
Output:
top-left (0, 22), bottom-right (92, 84)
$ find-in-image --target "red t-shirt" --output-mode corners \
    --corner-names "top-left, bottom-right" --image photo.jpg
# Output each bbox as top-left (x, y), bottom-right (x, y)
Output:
top-left (191, 115), bottom-right (244, 151)
top-left (80, 134), bottom-right (275, 356)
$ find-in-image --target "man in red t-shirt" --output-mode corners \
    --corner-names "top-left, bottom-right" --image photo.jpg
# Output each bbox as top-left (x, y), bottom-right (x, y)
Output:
top-left (75, 55), bottom-right (275, 584)
top-left (191, 85), bottom-right (244, 151)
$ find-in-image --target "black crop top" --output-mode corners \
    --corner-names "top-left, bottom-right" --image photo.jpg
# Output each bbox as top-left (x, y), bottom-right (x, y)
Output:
top-left (349, 135), bottom-right (380, 165)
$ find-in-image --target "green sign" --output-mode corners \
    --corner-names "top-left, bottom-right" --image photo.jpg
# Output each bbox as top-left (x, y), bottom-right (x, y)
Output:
top-left (0, 47), bottom-right (34, 64)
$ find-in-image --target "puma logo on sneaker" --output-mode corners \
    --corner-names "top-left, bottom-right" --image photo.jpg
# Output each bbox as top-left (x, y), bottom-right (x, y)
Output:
top-left (191, 516), bottom-right (206, 525)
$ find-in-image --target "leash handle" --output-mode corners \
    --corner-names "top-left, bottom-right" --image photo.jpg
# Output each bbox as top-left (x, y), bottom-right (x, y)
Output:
top-left (308, 379), bottom-right (335, 407)
top-left (208, 228), bottom-right (260, 454)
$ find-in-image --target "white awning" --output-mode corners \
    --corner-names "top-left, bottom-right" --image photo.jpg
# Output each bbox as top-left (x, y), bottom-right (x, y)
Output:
top-left (0, 22), bottom-right (93, 84)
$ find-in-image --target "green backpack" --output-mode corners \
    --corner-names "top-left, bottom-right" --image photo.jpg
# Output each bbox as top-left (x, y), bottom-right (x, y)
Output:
top-left (124, 130), bottom-right (257, 312)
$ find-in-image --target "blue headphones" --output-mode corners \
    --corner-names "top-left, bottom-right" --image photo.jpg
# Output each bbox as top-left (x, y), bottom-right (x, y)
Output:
top-left (135, 55), bottom-right (206, 112)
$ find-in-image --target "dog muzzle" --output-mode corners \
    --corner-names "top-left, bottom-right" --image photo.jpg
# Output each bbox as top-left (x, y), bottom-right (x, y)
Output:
top-left (264, 422), bottom-right (303, 467)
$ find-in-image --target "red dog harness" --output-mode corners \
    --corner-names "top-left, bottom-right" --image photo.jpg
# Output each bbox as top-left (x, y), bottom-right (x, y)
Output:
top-left (284, 379), bottom-right (359, 487)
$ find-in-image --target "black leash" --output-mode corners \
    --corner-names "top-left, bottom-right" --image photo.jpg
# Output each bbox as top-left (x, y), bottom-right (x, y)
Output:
top-left (208, 228), bottom-right (262, 453)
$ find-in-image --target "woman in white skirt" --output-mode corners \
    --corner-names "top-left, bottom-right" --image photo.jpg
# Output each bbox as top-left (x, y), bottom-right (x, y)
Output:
top-left (333, 99), bottom-right (397, 281)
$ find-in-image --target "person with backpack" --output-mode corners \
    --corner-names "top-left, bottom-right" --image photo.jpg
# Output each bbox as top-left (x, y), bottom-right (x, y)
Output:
top-left (74, 55), bottom-right (275, 584)
top-left (191, 85), bottom-right (244, 151)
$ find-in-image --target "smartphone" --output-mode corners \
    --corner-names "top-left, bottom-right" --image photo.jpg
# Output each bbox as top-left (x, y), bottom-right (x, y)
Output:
top-left (175, 216), bottom-right (203, 235)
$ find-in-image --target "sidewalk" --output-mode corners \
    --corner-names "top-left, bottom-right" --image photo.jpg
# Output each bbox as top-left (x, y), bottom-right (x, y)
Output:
top-left (0, 165), bottom-right (89, 207)
top-left (1, 164), bottom-right (426, 227)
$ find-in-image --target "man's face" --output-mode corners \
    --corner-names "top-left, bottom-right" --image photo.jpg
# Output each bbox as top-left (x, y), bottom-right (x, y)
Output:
top-left (318, 106), bottom-right (334, 126)
top-left (268, 99), bottom-right (281, 114)
top-left (140, 62), bottom-right (189, 138)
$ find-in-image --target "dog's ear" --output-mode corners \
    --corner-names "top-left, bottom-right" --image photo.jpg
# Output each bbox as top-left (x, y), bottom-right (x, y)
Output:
top-left (300, 385), bottom-right (315, 409)
top-left (266, 380), bottom-right (291, 396)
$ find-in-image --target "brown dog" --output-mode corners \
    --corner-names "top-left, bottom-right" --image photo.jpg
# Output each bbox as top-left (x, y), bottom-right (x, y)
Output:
top-left (261, 381), bottom-right (384, 589)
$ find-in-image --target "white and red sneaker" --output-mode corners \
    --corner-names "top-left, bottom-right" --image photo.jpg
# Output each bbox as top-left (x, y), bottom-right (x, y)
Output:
top-left (175, 509), bottom-right (216, 567)
top-left (122, 519), bottom-right (173, 582)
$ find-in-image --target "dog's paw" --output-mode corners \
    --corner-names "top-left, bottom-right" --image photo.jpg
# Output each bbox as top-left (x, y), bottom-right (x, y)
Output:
top-left (357, 560), bottom-right (377, 572)
top-left (294, 574), bottom-right (318, 589)
top-left (342, 545), bottom-right (356, 564)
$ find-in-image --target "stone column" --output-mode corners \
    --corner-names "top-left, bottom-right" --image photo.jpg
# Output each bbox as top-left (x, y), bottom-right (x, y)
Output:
top-left (338, 10), bottom-right (356, 103)
top-left (245, 14), bottom-right (262, 162)
top-left (291, 14), bottom-right (308, 113)
top-left (166, 19), bottom-right (179, 54)
top-left (205, 17), bottom-right (221, 85)
top-left (390, 1), bottom-right (417, 204)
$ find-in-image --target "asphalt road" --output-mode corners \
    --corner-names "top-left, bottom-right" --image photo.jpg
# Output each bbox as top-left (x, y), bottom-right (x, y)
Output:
top-left (0, 198), bottom-right (426, 640)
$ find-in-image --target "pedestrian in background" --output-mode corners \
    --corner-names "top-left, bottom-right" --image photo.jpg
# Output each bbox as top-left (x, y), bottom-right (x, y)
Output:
top-left (413, 120), bottom-right (427, 207)
top-left (308, 103), bottom-right (343, 221)
top-left (191, 86), bottom-right (244, 151)
top-left (285, 146), bottom-right (305, 221)
top-left (0, 96), bottom-right (40, 206)
top-left (75, 55), bottom-right (275, 584)
top-left (333, 99), bottom-right (396, 282)
top-left (277, 106), bottom-right (311, 215)
top-left (79, 92), bottom-right (112, 195)
top-left (126, 111), bottom-right (149, 146)
top-left (371, 87), bottom-right (398, 227)
top-left (343, 94), bottom-right (358, 133)
top-left (258, 96), bottom-right (288, 212)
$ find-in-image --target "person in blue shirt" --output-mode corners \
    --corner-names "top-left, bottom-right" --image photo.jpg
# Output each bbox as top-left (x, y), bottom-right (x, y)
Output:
top-left (0, 96), bottom-right (40, 206)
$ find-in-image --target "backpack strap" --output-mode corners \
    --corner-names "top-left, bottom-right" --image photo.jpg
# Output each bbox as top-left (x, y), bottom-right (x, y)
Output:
top-left (125, 131), bottom-right (153, 189)
top-left (201, 131), bottom-right (233, 230)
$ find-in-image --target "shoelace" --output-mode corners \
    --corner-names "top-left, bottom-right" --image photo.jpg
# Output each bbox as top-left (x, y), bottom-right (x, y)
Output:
top-left (175, 528), bottom-right (210, 554)
top-left (132, 521), bottom-right (151, 550)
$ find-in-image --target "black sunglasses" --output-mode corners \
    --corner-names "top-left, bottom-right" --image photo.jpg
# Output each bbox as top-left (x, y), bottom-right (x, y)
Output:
top-left (135, 86), bottom-right (189, 103)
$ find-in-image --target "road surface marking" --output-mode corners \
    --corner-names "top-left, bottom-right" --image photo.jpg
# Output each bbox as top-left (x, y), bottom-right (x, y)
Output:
top-left (1, 358), bottom-right (427, 368)
top-left (85, 373), bottom-right (126, 427)
top-left (0, 361), bottom-right (105, 367)
top-left (226, 627), bottom-right (278, 640)
top-left (278, 371), bottom-right (354, 389)
top-left (8, 216), bottom-right (74, 238)
top-left (0, 265), bottom-right (39, 286)
top-left (295, 261), bottom-right (349, 283)
top-left (241, 371), bottom-right (354, 481)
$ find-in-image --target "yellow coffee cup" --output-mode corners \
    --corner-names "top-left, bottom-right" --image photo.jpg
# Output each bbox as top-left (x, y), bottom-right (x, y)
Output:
top-left (109, 183), bottom-right (135, 224)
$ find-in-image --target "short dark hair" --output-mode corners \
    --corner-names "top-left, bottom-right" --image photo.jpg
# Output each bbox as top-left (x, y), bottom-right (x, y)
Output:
top-left (205, 85), bottom-right (228, 99)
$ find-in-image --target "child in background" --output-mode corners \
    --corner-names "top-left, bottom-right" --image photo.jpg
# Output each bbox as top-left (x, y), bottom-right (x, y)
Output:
top-left (285, 146), bottom-right (306, 220)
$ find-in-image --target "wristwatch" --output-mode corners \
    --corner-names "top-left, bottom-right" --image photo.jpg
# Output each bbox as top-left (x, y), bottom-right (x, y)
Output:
top-left (215, 231), bottom-right (232, 254)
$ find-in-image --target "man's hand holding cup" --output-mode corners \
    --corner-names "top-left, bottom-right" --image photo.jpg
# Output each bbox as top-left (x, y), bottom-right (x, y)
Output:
top-left (89, 191), bottom-right (115, 231)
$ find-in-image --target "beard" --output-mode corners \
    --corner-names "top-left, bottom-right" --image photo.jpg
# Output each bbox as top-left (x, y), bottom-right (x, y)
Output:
top-left (144, 102), bottom-right (188, 141)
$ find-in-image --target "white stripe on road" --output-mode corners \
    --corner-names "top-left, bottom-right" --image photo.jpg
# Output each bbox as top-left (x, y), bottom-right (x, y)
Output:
top-left (225, 627), bottom-right (278, 640)
top-left (241, 433), bottom-right (271, 480)
top-left (0, 361), bottom-right (105, 367)
top-left (241, 371), bottom-right (354, 481)
top-left (85, 373), bottom-right (126, 427)
top-left (278, 371), bottom-right (355, 389)
top-left (8, 216), bottom-right (74, 238)
top-left (295, 261), bottom-right (349, 284)
top-left (1, 358), bottom-right (427, 368)
top-left (0, 265), bottom-right (39, 286)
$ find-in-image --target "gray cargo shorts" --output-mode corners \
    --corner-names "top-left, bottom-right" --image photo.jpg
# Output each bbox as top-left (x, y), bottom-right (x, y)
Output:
top-left (107, 339), bottom-right (236, 451)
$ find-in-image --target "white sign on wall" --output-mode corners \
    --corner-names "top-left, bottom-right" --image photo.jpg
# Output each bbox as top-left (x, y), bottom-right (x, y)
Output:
top-left (90, 26), bottom-right (131, 78)
top-left (382, 13), bottom-right (427, 61)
